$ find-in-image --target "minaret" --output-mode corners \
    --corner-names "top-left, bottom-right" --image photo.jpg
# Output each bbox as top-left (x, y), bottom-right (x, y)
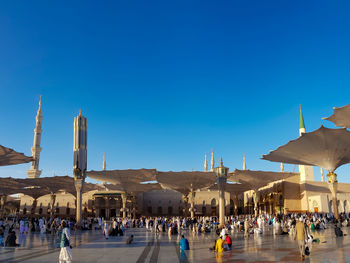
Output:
top-left (204, 153), bottom-right (208, 172)
top-left (243, 155), bottom-right (246, 170)
top-left (103, 152), bottom-right (106, 171)
top-left (298, 105), bottom-right (314, 181)
top-left (27, 96), bottom-right (43, 178)
top-left (280, 163), bottom-right (284, 172)
top-left (210, 150), bottom-right (215, 171)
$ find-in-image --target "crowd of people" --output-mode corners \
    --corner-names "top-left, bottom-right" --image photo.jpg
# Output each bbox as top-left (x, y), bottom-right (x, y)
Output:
top-left (0, 211), bottom-right (349, 262)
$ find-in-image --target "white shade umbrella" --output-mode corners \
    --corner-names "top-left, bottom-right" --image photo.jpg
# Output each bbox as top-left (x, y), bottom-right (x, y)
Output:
top-left (0, 145), bottom-right (33, 166)
top-left (228, 169), bottom-right (297, 190)
top-left (156, 171), bottom-right (216, 195)
top-left (324, 104), bottom-right (350, 128)
top-left (262, 126), bottom-right (350, 172)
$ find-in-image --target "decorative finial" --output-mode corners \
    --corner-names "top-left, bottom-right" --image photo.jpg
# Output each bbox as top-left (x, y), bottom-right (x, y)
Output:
top-left (243, 155), bottom-right (246, 170)
top-left (220, 157), bottom-right (223, 166)
top-left (280, 162), bottom-right (284, 172)
top-left (39, 95), bottom-right (42, 108)
top-left (79, 109), bottom-right (82, 116)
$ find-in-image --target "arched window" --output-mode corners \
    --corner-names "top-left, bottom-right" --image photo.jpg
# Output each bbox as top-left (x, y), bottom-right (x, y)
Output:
top-left (168, 206), bottom-right (173, 215)
top-left (157, 206), bottom-right (162, 215)
top-left (211, 199), bottom-right (216, 207)
top-left (23, 208), bottom-right (27, 215)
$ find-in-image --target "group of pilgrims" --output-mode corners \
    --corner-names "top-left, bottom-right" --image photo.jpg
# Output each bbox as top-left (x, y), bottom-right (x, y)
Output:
top-left (0, 211), bottom-right (349, 262)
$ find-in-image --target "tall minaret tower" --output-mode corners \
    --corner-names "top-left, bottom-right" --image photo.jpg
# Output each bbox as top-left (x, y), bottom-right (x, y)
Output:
top-left (103, 152), bottom-right (106, 171)
top-left (204, 153), bottom-right (208, 172)
top-left (210, 150), bottom-right (215, 171)
top-left (298, 105), bottom-right (314, 181)
top-left (243, 155), bottom-right (246, 170)
top-left (27, 96), bottom-right (43, 178)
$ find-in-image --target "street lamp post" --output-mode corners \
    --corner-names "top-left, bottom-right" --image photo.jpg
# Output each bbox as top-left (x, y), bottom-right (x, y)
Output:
top-left (214, 158), bottom-right (228, 228)
top-left (73, 110), bottom-right (87, 227)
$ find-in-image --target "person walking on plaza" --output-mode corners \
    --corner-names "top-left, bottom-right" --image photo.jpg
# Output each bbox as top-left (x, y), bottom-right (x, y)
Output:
top-left (244, 218), bottom-right (250, 237)
top-left (294, 217), bottom-right (306, 260)
top-left (59, 221), bottom-right (72, 263)
top-left (180, 235), bottom-right (189, 250)
top-left (103, 221), bottom-right (109, 239)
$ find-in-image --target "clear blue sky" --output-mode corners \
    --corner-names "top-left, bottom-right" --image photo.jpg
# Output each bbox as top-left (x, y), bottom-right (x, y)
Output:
top-left (1, 1), bottom-right (350, 182)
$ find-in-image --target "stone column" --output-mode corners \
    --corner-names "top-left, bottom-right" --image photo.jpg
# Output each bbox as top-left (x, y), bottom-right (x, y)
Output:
top-left (0, 195), bottom-right (7, 217)
top-left (327, 172), bottom-right (339, 219)
top-left (253, 190), bottom-right (259, 217)
top-left (121, 193), bottom-right (127, 218)
top-left (74, 179), bottom-right (84, 225)
top-left (50, 193), bottom-right (56, 217)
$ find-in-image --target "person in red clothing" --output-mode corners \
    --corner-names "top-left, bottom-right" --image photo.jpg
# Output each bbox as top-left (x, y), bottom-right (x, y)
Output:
top-left (224, 233), bottom-right (232, 250)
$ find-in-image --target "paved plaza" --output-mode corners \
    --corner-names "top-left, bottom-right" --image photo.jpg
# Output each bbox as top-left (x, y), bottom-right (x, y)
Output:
top-left (0, 225), bottom-right (350, 263)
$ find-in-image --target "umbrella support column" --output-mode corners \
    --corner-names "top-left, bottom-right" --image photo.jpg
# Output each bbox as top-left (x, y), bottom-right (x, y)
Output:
top-left (50, 194), bottom-right (56, 217)
top-left (31, 198), bottom-right (38, 216)
top-left (189, 187), bottom-right (196, 218)
top-left (214, 158), bottom-right (228, 228)
top-left (183, 195), bottom-right (189, 218)
top-left (0, 195), bottom-right (7, 217)
top-left (328, 172), bottom-right (339, 219)
top-left (253, 191), bottom-right (259, 217)
top-left (234, 195), bottom-right (239, 216)
top-left (121, 193), bottom-right (127, 218)
top-left (74, 179), bottom-right (84, 226)
top-left (132, 195), bottom-right (136, 219)
top-left (218, 180), bottom-right (226, 227)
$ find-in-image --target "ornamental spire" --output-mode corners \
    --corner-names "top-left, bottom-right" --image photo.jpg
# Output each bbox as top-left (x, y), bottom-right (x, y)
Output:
top-left (27, 96), bottom-right (43, 178)
top-left (210, 150), bottom-right (215, 171)
top-left (280, 162), bottom-right (284, 172)
top-left (103, 152), bottom-right (106, 171)
top-left (204, 153), bottom-right (208, 172)
top-left (299, 105), bottom-right (306, 136)
top-left (243, 155), bottom-right (246, 170)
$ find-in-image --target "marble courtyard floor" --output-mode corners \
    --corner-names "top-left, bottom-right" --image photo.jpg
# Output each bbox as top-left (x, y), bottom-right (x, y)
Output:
top-left (1, 225), bottom-right (350, 263)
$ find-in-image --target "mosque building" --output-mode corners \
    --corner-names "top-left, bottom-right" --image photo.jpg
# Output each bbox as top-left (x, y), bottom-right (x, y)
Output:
top-left (16, 98), bottom-right (350, 219)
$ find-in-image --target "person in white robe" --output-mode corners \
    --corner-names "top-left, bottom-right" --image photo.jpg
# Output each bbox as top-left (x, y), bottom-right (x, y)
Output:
top-left (59, 221), bottom-right (72, 263)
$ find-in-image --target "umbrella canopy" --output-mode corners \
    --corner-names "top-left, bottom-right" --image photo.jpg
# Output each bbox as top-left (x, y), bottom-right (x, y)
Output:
top-left (156, 171), bottom-right (216, 195)
top-left (103, 182), bottom-right (162, 193)
top-left (228, 169), bottom-right (298, 190)
top-left (0, 145), bottom-right (33, 166)
top-left (324, 104), bottom-right (350, 128)
top-left (0, 177), bottom-right (29, 195)
top-left (87, 169), bottom-right (157, 184)
top-left (209, 182), bottom-right (251, 195)
top-left (86, 169), bottom-right (159, 193)
top-left (15, 176), bottom-right (102, 198)
top-left (262, 126), bottom-right (350, 172)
